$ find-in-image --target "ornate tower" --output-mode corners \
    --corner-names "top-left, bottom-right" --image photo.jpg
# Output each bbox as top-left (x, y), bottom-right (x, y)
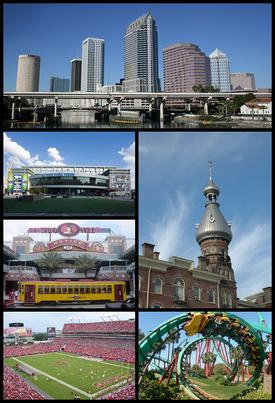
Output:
top-left (195, 161), bottom-right (234, 278)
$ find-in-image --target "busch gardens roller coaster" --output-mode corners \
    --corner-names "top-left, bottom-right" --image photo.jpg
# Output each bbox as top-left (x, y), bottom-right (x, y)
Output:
top-left (138, 312), bottom-right (272, 399)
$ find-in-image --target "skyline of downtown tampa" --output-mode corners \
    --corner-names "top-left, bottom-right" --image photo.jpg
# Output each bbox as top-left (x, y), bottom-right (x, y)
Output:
top-left (3, 3), bottom-right (271, 91)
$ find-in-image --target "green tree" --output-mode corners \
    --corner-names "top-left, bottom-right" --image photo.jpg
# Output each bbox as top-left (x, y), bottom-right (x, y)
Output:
top-left (230, 345), bottom-right (245, 385)
top-left (35, 251), bottom-right (65, 280)
top-left (72, 254), bottom-right (97, 279)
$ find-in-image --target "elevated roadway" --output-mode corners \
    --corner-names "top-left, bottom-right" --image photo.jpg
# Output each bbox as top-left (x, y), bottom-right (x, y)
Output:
top-left (4, 91), bottom-right (271, 120)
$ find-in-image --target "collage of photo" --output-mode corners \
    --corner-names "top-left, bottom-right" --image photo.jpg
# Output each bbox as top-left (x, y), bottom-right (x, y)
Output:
top-left (3, 3), bottom-right (271, 401)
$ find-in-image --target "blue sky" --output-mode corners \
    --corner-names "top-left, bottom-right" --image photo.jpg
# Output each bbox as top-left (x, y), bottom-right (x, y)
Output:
top-left (3, 3), bottom-right (271, 91)
top-left (4, 311), bottom-right (135, 333)
top-left (139, 132), bottom-right (271, 300)
top-left (3, 131), bottom-right (135, 188)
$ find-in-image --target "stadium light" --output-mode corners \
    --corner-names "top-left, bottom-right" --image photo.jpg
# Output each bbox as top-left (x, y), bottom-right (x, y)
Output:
top-left (68, 317), bottom-right (73, 323)
top-left (77, 317), bottom-right (82, 323)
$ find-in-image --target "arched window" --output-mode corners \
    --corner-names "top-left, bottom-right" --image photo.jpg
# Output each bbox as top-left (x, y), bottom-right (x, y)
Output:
top-left (173, 277), bottom-right (185, 301)
top-left (194, 286), bottom-right (201, 301)
top-left (208, 288), bottom-right (215, 303)
top-left (222, 291), bottom-right (227, 306)
top-left (153, 304), bottom-right (161, 309)
top-left (228, 293), bottom-right (232, 308)
top-left (155, 278), bottom-right (162, 294)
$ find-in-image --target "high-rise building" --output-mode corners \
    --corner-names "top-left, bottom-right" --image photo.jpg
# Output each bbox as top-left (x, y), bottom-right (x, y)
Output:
top-left (71, 59), bottom-right (82, 92)
top-left (230, 72), bottom-right (256, 90)
top-left (124, 12), bottom-right (160, 92)
top-left (16, 55), bottom-right (40, 92)
top-left (209, 48), bottom-right (230, 91)
top-left (163, 43), bottom-right (211, 106)
top-left (49, 76), bottom-right (70, 92)
top-left (81, 38), bottom-right (105, 92)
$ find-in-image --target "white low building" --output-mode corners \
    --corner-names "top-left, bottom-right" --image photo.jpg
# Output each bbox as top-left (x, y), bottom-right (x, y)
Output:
top-left (240, 98), bottom-right (272, 120)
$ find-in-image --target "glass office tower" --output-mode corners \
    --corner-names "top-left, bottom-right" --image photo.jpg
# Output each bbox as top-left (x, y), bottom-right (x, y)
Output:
top-left (209, 48), bottom-right (230, 91)
top-left (124, 12), bottom-right (160, 92)
top-left (81, 38), bottom-right (105, 92)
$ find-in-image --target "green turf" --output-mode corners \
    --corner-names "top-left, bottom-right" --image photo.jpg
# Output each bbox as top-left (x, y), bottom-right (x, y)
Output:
top-left (4, 352), bottom-right (134, 400)
top-left (187, 375), bottom-right (251, 399)
top-left (3, 198), bottom-right (135, 214)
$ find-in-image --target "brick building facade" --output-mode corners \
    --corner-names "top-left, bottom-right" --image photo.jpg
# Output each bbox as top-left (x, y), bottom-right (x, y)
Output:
top-left (138, 161), bottom-right (238, 309)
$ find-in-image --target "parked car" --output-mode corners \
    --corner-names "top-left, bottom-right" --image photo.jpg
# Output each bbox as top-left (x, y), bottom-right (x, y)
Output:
top-left (105, 297), bottom-right (135, 309)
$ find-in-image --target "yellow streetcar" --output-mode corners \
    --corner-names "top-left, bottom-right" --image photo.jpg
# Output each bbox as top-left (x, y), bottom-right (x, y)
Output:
top-left (19, 280), bottom-right (126, 305)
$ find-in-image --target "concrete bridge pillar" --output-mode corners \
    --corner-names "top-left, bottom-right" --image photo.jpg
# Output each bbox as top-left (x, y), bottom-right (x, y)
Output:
top-left (116, 97), bottom-right (124, 115)
top-left (160, 97), bottom-right (166, 120)
top-left (11, 97), bottom-right (16, 120)
top-left (54, 97), bottom-right (58, 117)
top-left (107, 98), bottom-right (113, 112)
top-left (204, 101), bottom-right (209, 115)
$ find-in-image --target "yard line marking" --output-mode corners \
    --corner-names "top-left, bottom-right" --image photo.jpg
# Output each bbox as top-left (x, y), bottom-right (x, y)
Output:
top-left (12, 357), bottom-right (92, 398)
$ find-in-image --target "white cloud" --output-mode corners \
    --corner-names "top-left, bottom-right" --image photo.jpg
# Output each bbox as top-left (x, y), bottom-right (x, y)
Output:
top-left (47, 147), bottom-right (65, 162)
top-left (230, 219), bottom-right (271, 299)
top-left (144, 190), bottom-right (192, 261)
top-left (4, 132), bottom-right (37, 165)
top-left (118, 141), bottom-right (135, 189)
top-left (3, 133), bottom-right (67, 173)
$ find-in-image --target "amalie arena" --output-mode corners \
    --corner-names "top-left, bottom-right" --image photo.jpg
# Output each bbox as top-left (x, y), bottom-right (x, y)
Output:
top-left (7, 164), bottom-right (131, 197)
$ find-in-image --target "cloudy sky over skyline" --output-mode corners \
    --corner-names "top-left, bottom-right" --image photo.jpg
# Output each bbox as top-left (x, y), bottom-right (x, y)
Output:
top-left (4, 3), bottom-right (271, 91)
top-left (139, 132), bottom-right (271, 300)
top-left (3, 131), bottom-right (135, 189)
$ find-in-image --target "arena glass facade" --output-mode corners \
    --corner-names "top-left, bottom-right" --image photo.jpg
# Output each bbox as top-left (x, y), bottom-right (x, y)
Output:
top-left (9, 165), bottom-right (131, 197)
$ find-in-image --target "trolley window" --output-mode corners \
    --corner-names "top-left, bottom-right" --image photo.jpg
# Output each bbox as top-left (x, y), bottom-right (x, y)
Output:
top-left (62, 286), bottom-right (67, 294)
top-left (22, 285), bottom-right (24, 294)
top-left (56, 286), bottom-right (61, 294)
top-left (50, 286), bottom-right (55, 294)
top-left (38, 286), bottom-right (43, 295)
top-left (85, 285), bottom-right (90, 294)
top-left (107, 285), bottom-right (112, 294)
top-left (68, 286), bottom-right (73, 294)
top-left (102, 285), bottom-right (106, 294)
top-left (80, 286), bottom-right (84, 294)
top-left (91, 285), bottom-right (96, 294)
top-left (44, 286), bottom-right (49, 294)
top-left (74, 286), bottom-right (79, 294)
top-left (97, 285), bottom-right (101, 294)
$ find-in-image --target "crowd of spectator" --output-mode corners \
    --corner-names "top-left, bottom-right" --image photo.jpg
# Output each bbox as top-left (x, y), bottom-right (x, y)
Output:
top-left (97, 383), bottom-right (135, 400)
top-left (4, 336), bottom-right (135, 363)
top-left (62, 320), bottom-right (135, 334)
top-left (3, 365), bottom-right (46, 400)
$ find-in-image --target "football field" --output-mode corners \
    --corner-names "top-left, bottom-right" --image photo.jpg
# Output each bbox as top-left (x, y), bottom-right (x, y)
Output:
top-left (3, 197), bottom-right (135, 215)
top-left (4, 352), bottom-right (134, 400)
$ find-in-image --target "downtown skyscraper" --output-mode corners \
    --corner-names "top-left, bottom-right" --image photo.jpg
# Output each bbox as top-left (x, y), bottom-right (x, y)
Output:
top-left (124, 12), bottom-right (160, 92)
top-left (81, 38), bottom-right (105, 92)
top-left (209, 48), bottom-right (230, 91)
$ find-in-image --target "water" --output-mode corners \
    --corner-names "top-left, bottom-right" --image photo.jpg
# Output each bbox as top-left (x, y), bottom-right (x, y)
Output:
top-left (4, 110), bottom-right (234, 129)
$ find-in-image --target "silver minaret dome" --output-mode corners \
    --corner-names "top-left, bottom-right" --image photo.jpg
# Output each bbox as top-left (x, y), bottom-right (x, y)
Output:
top-left (195, 161), bottom-right (232, 244)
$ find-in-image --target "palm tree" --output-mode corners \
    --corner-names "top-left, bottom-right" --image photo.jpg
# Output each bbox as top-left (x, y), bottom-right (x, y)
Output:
top-left (230, 345), bottom-right (244, 384)
top-left (72, 254), bottom-right (97, 279)
top-left (258, 104), bottom-right (268, 120)
top-left (35, 251), bottom-right (65, 280)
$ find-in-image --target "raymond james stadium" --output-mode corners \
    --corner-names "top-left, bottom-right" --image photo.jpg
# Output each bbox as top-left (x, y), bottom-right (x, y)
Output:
top-left (3, 223), bottom-right (135, 307)
top-left (3, 317), bottom-right (135, 400)
top-left (5, 164), bottom-right (131, 197)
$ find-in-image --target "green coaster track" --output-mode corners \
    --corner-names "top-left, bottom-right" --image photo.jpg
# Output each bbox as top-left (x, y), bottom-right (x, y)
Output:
top-left (138, 312), bottom-right (271, 399)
